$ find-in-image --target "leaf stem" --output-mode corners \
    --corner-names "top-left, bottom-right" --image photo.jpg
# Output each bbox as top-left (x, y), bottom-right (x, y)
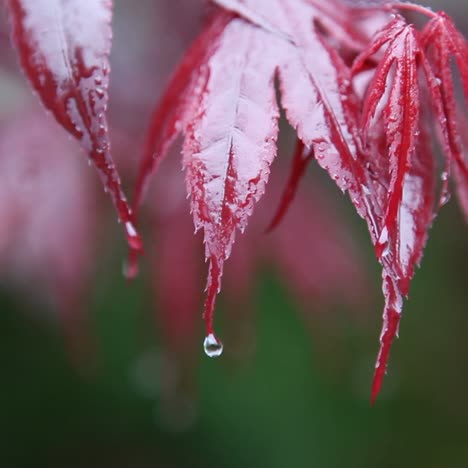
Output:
top-left (386, 2), bottom-right (437, 19)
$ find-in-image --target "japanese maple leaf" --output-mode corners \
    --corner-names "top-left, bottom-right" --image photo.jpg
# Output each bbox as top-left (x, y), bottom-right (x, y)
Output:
top-left (131, 0), bottom-right (467, 402)
top-left (421, 11), bottom-right (468, 220)
top-left (143, 155), bottom-right (367, 411)
top-left (131, 0), bottom-right (375, 355)
top-left (351, 5), bottom-right (468, 402)
top-left (5, 0), bottom-right (142, 250)
top-left (0, 0), bottom-right (369, 411)
top-left (147, 156), bottom-right (366, 352)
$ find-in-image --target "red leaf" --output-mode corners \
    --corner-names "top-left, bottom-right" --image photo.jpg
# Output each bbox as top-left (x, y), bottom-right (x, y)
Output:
top-left (364, 20), bottom-right (422, 279)
top-left (129, 1), bottom-right (466, 401)
top-left (133, 1), bottom-right (382, 345)
top-left (354, 14), bottom-right (438, 400)
top-left (371, 272), bottom-right (402, 405)
top-left (422, 12), bottom-right (468, 220)
top-left (131, 10), bottom-right (234, 213)
top-left (6, 0), bottom-right (141, 249)
top-left (126, 10), bottom-right (233, 278)
top-left (266, 139), bottom-right (313, 232)
top-left (183, 17), bottom-right (281, 345)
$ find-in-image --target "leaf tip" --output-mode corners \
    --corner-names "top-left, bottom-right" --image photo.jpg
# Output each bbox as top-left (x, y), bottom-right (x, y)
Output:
top-left (266, 140), bottom-right (311, 233)
top-left (371, 305), bottom-right (401, 404)
top-left (123, 248), bottom-right (141, 280)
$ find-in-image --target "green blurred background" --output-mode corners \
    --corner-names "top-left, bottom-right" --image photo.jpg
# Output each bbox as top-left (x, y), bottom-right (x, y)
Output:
top-left (0, 204), bottom-right (466, 468)
top-left (0, 1), bottom-right (467, 467)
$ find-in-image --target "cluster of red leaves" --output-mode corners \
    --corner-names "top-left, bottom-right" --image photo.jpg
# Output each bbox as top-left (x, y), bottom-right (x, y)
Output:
top-left (3, 0), bottom-right (467, 402)
top-left (0, 0), bottom-right (365, 382)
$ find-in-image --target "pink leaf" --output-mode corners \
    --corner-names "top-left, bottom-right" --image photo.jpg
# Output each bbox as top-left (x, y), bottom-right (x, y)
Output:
top-left (134, 0), bottom-right (383, 348)
top-left (126, 10), bottom-right (233, 278)
top-left (354, 14), bottom-right (438, 400)
top-left (6, 0), bottom-right (141, 249)
top-left (130, 0), bottom-right (467, 401)
top-left (131, 10), bottom-right (233, 213)
top-left (422, 12), bottom-right (468, 220)
top-left (371, 272), bottom-right (402, 405)
top-left (183, 18), bottom-right (281, 342)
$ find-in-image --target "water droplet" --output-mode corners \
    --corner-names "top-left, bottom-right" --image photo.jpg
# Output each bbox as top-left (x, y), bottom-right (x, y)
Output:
top-left (125, 218), bottom-right (138, 233)
top-left (361, 184), bottom-right (371, 196)
top-left (441, 171), bottom-right (448, 181)
top-left (440, 192), bottom-right (451, 205)
top-left (125, 221), bottom-right (143, 250)
top-left (203, 334), bottom-right (223, 358)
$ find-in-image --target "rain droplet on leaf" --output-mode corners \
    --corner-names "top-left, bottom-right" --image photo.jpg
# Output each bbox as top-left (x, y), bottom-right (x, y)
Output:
top-left (203, 334), bottom-right (223, 358)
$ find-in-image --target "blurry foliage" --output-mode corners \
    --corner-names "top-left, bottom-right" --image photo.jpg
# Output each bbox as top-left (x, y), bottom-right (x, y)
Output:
top-left (0, 202), bottom-right (466, 468)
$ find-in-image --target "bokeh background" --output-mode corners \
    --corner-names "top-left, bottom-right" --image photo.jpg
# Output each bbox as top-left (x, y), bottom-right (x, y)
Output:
top-left (0, 1), bottom-right (467, 467)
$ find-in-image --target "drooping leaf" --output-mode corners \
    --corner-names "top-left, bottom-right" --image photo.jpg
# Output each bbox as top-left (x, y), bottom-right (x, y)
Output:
top-left (371, 272), bottom-right (402, 404)
top-left (126, 10), bottom-right (233, 279)
top-left (6, 0), bottom-right (141, 249)
top-left (133, 1), bottom-right (380, 345)
top-left (353, 15), bottom-right (439, 399)
top-left (421, 12), bottom-right (468, 220)
top-left (183, 18), bottom-right (281, 346)
top-left (359, 18), bottom-right (423, 278)
top-left (131, 10), bottom-right (234, 213)
top-left (266, 139), bottom-right (313, 233)
top-left (129, 0), bottom-right (467, 401)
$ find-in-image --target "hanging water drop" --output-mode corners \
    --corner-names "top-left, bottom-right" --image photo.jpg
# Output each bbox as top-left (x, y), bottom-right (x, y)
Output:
top-left (203, 334), bottom-right (223, 358)
top-left (125, 221), bottom-right (143, 251)
top-left (440, 191), bottom-right (451, 205)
